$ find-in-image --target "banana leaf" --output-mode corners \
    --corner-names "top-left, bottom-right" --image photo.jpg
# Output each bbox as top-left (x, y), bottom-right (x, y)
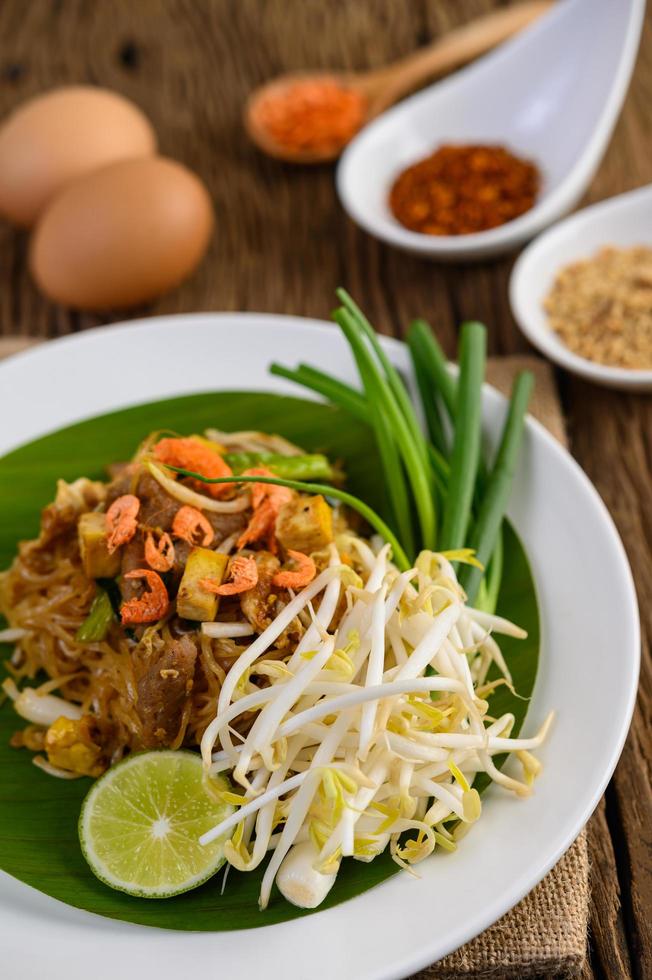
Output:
top-left (0, 392), bottom-right (539, 930)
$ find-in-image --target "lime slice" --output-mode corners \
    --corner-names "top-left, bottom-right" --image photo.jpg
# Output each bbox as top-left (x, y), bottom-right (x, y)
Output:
top-left (79, 750), bottom-right (234, 898)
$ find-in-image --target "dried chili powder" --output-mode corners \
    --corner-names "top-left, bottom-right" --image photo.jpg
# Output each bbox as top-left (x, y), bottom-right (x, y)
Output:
top-left (252, 78), bottom-right (367, 157)
top-left (389, 144), bottom-right (539, 236)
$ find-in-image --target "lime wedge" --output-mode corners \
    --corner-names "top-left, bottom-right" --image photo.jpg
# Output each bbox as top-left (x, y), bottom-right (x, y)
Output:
top-left (79, 750), bottom-right (233, 898)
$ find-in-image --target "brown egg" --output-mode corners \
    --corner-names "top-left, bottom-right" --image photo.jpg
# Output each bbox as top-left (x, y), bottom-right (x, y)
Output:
top-left (0, 86), bottom-right (156, 226)
top-left (30, 157), bottom-right (214, 310)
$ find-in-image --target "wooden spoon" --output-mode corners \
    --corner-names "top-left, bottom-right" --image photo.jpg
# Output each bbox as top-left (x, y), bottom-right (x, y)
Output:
top-left (245, 1), bottom-right (553, 164)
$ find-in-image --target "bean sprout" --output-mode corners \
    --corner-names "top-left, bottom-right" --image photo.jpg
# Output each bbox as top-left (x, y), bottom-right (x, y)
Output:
top-left (200, 545), bottom-right (552, 909)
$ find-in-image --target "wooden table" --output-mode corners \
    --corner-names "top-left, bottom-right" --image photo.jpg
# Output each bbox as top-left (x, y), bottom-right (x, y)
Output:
top-left (0, 2), bottom-right (650, 976)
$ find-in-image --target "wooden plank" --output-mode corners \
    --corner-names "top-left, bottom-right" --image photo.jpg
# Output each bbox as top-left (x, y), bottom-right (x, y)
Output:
top-left (1, 2), bottom-right (651, 976)
top-left (567, 380), bottom-right (652, 980)
top-left (586, 802), bottom-right (633, 978)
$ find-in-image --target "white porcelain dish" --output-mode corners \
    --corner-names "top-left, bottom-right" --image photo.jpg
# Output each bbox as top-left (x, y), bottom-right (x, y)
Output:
top-left (336, 0), bottom-right (644, 261)
top-left (510, 183), bottom-right (652, 391)
top-left (0, 314), bottom-right (639, 980)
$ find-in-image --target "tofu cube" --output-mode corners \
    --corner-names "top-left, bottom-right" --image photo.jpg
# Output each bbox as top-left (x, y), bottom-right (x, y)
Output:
top-left (78, 512), bottom-right (121, 579)
top-left (176, 547), bottom-right (229, 621)
top-left (275, 494), bottom-right (333, 554)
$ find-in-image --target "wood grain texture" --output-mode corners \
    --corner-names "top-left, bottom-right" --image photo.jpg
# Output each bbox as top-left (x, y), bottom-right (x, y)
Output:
top-left (1, 2), bottom-right (651, 977)
top-left (586, 800), bottom-right (633, 979)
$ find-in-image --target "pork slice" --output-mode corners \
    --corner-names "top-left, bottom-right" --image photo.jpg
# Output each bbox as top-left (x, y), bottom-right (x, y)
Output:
top-left (169, 538), bottom-right (192, 592)
top-left (240, 551), bottom-right (280, 634)
top-left (206, 510), bottom-right (249, 545)
top-left (239, 551), bottom-right (304, 649)
top-left (106, 461), bottom-right (132, 481)
top-left (137, 473), bottom-right (179, 530)
top-left (105, 468), bottom-right (136, 507)
top-left (136, 635), bottom-right (198, 748)
top-left (120, 533), bottom-right (146, 602)
top-left (115, 474), bottom-right (177, 601)
top-left (106, 467), bottom-right (178, 526)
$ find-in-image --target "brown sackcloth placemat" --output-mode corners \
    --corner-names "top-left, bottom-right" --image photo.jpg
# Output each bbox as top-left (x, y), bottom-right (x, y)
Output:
top-left (1, 339), bottom-right (589, 978)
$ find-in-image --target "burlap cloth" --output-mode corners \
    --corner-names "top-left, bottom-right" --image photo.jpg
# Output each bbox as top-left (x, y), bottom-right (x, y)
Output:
top-left (0, 338), bottom-right (589, 978)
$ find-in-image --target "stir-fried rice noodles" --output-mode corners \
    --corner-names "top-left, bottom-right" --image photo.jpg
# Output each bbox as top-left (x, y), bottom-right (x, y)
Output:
top-left (0, 426), bottom-right (551, 908)
top-left (0, 429), bottom-right (347, 772)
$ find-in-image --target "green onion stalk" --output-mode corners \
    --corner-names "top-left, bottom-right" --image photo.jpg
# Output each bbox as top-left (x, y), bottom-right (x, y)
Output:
top-left (439, 321), bottom-right (486, 552)
top-left (268, 291), bottom-right (532, 605)
top-left (460, 371), bottom-right (533, 602)
top-left (163, 468), bottom-right (411, 572)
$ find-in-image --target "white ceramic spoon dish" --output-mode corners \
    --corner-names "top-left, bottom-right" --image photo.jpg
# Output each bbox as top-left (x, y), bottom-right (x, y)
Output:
top-left (0, 314), bottom-right (639, 980)
top-left (510, 183), bottom-right (652, 391)
top-left (336, 0), bottom-right (644, 261)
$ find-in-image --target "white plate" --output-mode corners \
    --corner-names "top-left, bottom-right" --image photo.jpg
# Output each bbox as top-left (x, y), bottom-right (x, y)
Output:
top-left (336, 0), bottom-right (644, 261)
top-left (0, 314), bottom-right (639, 980)
top-left (510, 183), bottom-right (652, 391)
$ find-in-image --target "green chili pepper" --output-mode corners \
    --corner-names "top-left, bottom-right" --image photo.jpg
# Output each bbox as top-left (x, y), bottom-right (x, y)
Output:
top-left (223, 452), bottom-right (335, 482)
top-left (75, 588), bottom-right (115, 643)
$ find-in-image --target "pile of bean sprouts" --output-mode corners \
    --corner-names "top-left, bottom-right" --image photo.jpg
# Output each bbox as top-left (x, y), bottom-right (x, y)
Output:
top-left (199, 536), bottom-right (552, 910)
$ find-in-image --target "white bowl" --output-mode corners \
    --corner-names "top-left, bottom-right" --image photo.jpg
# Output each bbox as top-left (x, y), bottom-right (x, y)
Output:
top-left (0, 313), bottom-right (639, 980)
top-left (510, 183), bottom-right (652, 391)
top-left (336, 0), bottom-right (644, 261)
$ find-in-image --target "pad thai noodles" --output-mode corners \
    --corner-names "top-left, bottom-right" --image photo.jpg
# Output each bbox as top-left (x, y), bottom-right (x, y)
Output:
top-left (0, 426), bottom-right (551, 910)
top-left (0, 429), bottom-right (348, 775)
top-left (0, 292), bottom-right (551, 911)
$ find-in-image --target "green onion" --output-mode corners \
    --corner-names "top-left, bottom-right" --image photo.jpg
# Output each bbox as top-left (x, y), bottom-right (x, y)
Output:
top-left (368, 402), bottom-right (415, 557)
top-left (163, 469), bottom-right (411, 572)
top-left (460, 371), bottom-right (533, 602)
top-left (270, 291), bottom-right (531, 614)
top-left (407, 319), bottom-right (457, 421)
top-left (409, 320), bottom-right (491, 501)
top-left (75, 588), bottom-right (114, 643)
top-left (333, 309), bottom-right (416, 554)
top-left (440, 322), bottom-right (486, 551)
top-left (271, 360), bottom-right (415, 554)
top-left (408, 333), bottom-right (448, 456)
top-left (224, 451), bottom-right (335, 482)
top-left (473, 525), bottom-right (503, 614)
top-left (337, 289), bottom-right (432, 474)
top-left (334, 307), bottom-right (436, 551)
top-left (270, 363), bottom-right (367, 421)
top-left (485, 526), bottom-right (504, 613)
top-left (426, 446), bottom-right (450, 500)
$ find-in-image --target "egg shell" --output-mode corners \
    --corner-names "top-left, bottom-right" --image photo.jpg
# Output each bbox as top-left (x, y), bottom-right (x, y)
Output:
top-left (0, 86), bottom-right (156, 227)
top-left (30, 157), bottom-right (214, 310)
